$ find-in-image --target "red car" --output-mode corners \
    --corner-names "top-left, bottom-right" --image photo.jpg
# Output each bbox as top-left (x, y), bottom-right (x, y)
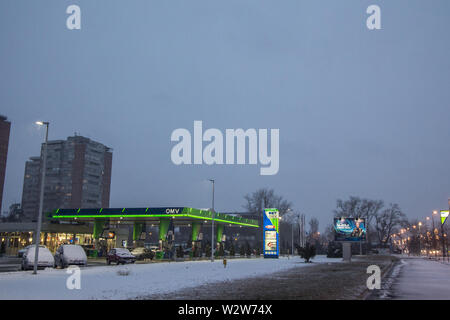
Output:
top-left (106, 248), bottom-right (136, 265)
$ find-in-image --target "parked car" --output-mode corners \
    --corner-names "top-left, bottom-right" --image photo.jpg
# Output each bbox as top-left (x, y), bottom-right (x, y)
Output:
top-left (21, 245), bottom-right (55, 270)
top-left (130, 247), bottom-right (154, 261)
top-left (106, 248), bottom-right (136, 265)
top-left (54, 244), bottom-right (88, 268)
top-left (144, 244), bottom-right (159, 252)
top-left (18, 245), bottom-right (33, 258)
top-left (18, 244), bottom-right (51, 258)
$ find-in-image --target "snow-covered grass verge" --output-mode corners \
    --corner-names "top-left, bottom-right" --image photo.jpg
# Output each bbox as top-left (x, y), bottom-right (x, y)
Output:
top-left (0, 255), bottom-right (338, 300)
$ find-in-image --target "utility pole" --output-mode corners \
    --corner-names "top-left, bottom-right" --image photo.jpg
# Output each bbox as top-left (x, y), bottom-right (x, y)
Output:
top-left (441, 223), bottom-right (445, 258)
top-left (432, 211), bottom-right (437, 258)
top-left (303, 215), bottom-right (306, 247)
top-left (208, 179), bottom-right (215, 262)
top-left (418, 222), bottom-right (422, 255)
top-left (33, 121), bottom-right (49, 275)
top-left (359, 217), bottom-right (363, 255)
top-left (298, 215), bottom-right (301, 248)
top-left (291, 219), bottom-right (294, 256)
top-left (291, 212), bottom-right (300, 255)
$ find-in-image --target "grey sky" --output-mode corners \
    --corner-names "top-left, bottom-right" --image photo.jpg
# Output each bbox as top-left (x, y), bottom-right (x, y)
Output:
top-left (1, 0), bottom-right (450, 231)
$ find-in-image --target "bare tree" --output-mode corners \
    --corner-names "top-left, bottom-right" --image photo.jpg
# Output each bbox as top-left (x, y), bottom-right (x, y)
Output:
top-left (243, 188), bottom-right (292, 216)
top-left (359, 199), bottom-right (384, 228)
top-left (333, 196), bottom-right (385, 253)
top-left (243, 188), bottom-right (292, 244)
top-left (308, 217), bottom-right (319, 240)
top-left (375, 203), bottom-right (407, 245)
top-left (334, 196), bottom-right (383, 231)
top-left (333, 196), bottom-right (363, 218)
top-left (334, 197), bottom-right (383, 222)
top-left (324, 223), bottom-right (335, 242)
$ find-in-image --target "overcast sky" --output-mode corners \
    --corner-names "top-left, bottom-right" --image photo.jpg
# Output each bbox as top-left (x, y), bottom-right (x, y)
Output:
top-left (1, 0), bottom-right (450, 231)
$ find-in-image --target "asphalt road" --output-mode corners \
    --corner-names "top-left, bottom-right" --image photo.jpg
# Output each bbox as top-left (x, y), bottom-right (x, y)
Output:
top-left (369, 256), bottom-right (450, 300)
top-left (391, 257), bottom-right (450, 299)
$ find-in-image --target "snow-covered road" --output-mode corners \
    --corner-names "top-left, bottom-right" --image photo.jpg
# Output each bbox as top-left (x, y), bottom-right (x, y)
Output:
top-left (0, 256), bottom-right (337, 300)
top-left (390, 257), bottom-right (450, 300)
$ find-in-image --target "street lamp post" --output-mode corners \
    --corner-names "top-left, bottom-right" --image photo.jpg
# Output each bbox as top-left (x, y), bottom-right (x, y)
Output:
top-left (444, 198), bottom-right (450, 258)
top-left (208, 179), bottom-right (215, 262)
top-left (291, 221), bottom-right (294, 256)
top-left (432, 211), bottom-right (438, 259)
top-left (33, 121), bottom-right (49, 275)
top-left (426, 217), bottom-right (430, 256)
top-left (289, 211), bottom-right (297, 256)
top-left (441, 223), bottom-right (446, 258)
top-left (418, 222), bottom-right (422, 255)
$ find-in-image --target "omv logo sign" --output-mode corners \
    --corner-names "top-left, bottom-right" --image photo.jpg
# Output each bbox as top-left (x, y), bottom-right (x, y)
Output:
top-left (166, 208), bottom-right (180, 214)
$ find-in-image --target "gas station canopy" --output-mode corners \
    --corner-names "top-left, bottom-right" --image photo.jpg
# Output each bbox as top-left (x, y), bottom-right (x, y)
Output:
top-left (51, 207), bottom-right (259, 228)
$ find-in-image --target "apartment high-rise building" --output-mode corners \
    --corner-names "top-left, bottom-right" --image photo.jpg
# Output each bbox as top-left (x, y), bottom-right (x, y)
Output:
top-left (21, 135), bottom-right (113, 222)
top-left (0, 115), bottom-right (11, 214)
top-left (21, 157), bottom-right (41, 221)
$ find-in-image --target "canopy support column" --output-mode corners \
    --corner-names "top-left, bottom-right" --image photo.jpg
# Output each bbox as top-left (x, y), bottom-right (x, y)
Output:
top-left (132, 222), bottom-right (144, 247)
top-left (93, 219), bottom-right (107, 253)
top-left (157, 218), bottom-right (171, 259)
top-left (191, 222), bottom-right (202, 258)
top-left (216, 224), bottom-right (224, 243)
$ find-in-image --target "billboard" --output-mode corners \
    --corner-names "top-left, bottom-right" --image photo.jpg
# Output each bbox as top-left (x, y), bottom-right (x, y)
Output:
top-left (334, 217), bottom-right (366, 242)
top-left (263, 208), bottom-right (279, 258)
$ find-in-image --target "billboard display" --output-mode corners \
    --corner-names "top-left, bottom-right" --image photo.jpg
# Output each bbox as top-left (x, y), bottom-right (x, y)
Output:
top-left (263, 208), bottom-right (279, 258)
top-left (334, 217), bottom-right (366, 242)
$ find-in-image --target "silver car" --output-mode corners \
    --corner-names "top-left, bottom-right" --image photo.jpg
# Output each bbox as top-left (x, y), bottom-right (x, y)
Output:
top-left (21, 245), bottom-right (55, 270)
top-left (54, 244), bottom-right (88, 268)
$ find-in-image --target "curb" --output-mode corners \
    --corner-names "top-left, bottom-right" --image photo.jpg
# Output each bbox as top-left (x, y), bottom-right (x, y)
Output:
top-left (361, 257), bottom-right (398, 300)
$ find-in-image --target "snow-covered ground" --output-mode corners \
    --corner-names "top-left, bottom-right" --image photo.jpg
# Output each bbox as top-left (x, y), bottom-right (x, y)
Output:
top-left (391, 257), bottom-right (450, 300)
top-left (0, 255), bottom-right (337, 300)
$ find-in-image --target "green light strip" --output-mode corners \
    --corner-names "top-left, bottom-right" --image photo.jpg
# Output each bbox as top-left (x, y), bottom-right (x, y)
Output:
top-left (51, 214), bottom-right (259, 227)
top-left (54, 214), bottom-right (184, 218)
top-left (186, 214), bottom-right (259, 227)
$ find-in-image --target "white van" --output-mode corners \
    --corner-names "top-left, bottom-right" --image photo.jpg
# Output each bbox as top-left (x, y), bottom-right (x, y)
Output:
top-left (54, 244), bottom-right (88, 268)
top-left (21, 245), bottom-right (55, 270)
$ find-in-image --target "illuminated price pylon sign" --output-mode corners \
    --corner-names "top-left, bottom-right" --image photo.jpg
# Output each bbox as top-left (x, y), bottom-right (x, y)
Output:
top-left (263, 208), bottom-right (279, 258)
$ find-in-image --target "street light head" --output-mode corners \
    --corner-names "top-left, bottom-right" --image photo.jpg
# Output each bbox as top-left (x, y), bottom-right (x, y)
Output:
top-left (433, 210), bottom-right (438, 215)
top-left (36, 121), bottom-right (43, 125)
